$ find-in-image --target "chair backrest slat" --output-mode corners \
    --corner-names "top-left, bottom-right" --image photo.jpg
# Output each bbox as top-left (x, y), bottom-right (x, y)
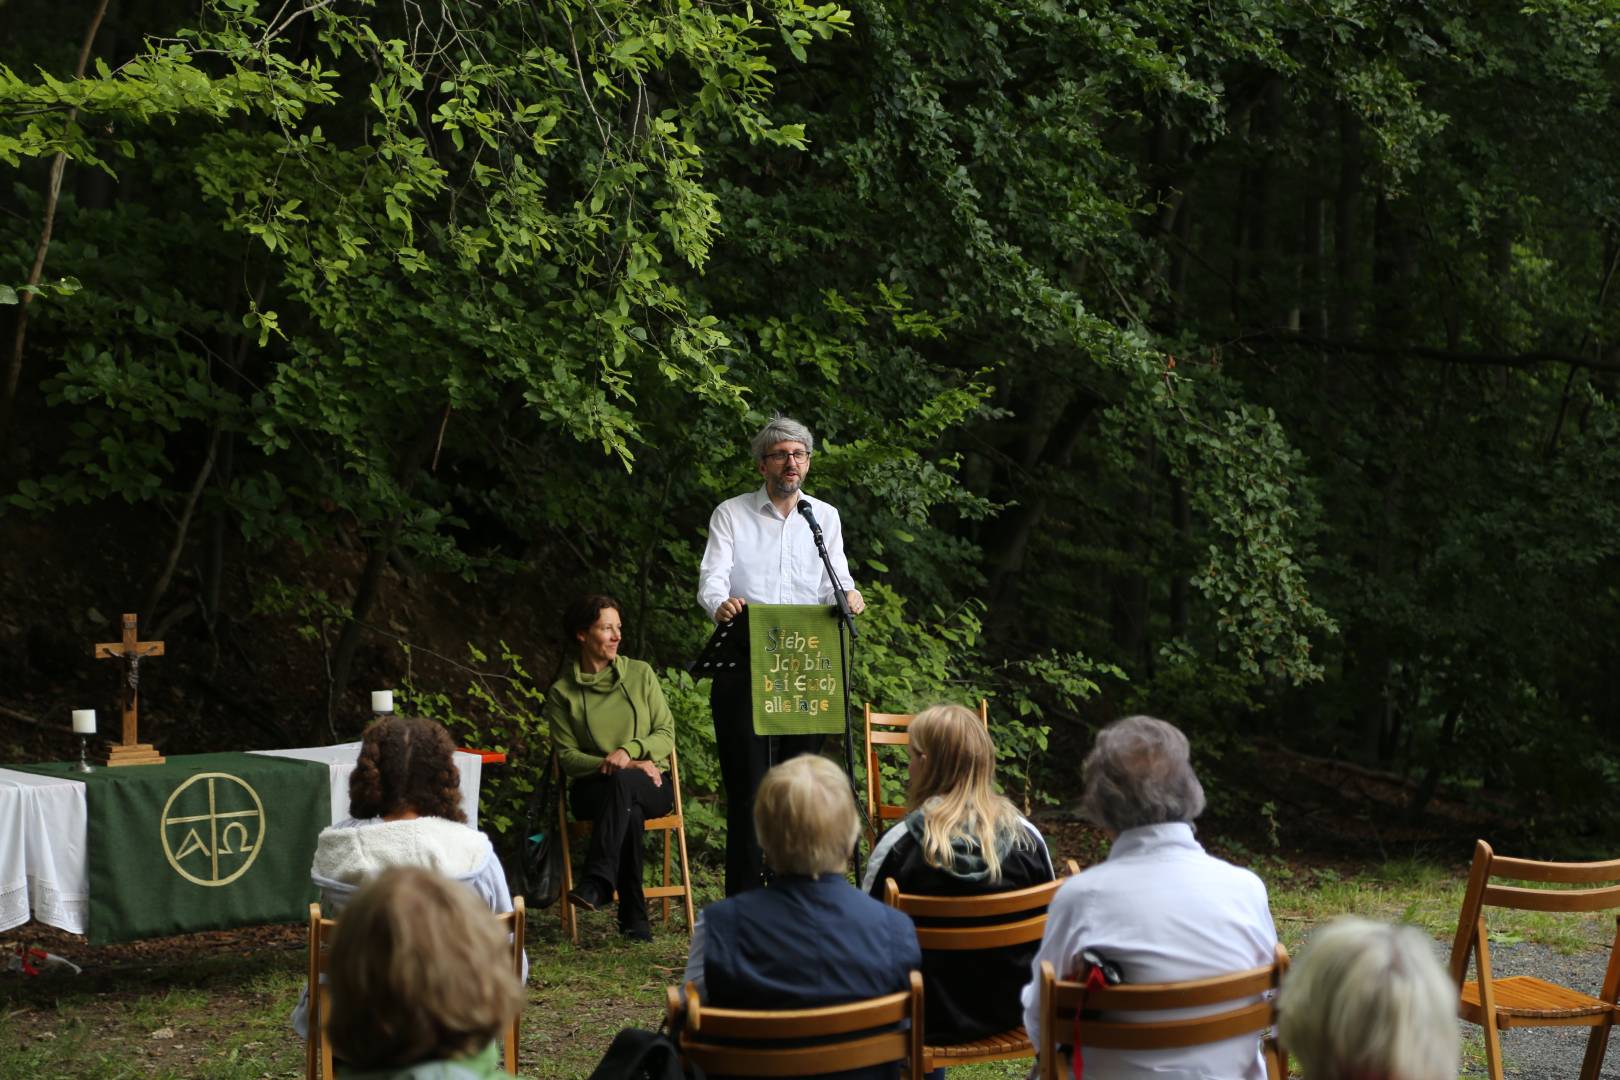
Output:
top-left (1482, 882), bottom-right (1620, 913)
top-left (867, 712), bottom-right (916, 729)
top-left (887, 866), bottom-right (1076, 953)
top-left (914, 914), bottom-right (1049, 951)
top-left (1490, 854), bottom-right (1620, 884)
top-left (691, 989), bottom-right (911, 1038)
top-left (670, 973), bottom-right (924, 1079)
top-left (678, 1032), bottom-right (908, 1076)
top-left (887, 874), bottom-right (1066, 919)
top-left (1082, 966), bottom-right (1276, 1009)
top-left (1071, 1002), bottom-right (1275, 1050)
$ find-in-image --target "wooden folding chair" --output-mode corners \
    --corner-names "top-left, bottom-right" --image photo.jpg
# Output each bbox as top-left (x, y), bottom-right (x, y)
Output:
top-left (664, 970), bottom-right (925, 1077)
top-left (555, 745), bottom-right (696, 944)
top-left (1449, 838), bottom-right (1620, 1080)
top-left (863, 699), bottom-right (988, 847)
top-left (1036, 944), bottom-right (1289, 1080)
top-left (883, 859), bottom-right (1080, 1071)
top-left (305, 896), bottom-right (525, 1079)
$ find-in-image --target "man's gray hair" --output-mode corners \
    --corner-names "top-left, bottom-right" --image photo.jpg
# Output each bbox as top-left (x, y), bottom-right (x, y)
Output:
top-left (750, 415), bottom-right (815, 461)
top-left (1278, 917), bottom-right (1460, 1080)
top-left (1079, 715), bottom-right (1206, 833)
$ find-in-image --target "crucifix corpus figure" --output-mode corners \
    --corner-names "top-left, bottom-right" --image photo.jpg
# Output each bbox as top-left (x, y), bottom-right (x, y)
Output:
top-left (93, 613), bottom-right (166, 766)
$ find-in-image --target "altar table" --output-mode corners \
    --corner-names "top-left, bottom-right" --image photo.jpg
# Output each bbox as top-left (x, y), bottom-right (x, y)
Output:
top-left (0, 743), bottom-right (482, 940)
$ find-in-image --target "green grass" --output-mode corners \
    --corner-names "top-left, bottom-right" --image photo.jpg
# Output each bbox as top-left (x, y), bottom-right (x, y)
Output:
top-left (1261, 856), bottom-right (1613, 954)
top-left (2, 857), bottom-right (1607, 1077)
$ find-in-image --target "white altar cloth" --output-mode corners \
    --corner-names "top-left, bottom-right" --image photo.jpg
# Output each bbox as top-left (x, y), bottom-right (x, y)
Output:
top-left (0, 745), bottom-right (482, 936)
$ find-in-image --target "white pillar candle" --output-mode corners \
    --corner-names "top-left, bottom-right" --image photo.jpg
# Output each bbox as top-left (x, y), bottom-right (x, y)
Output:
top-left (72, 709), bottom-right (97, 735)
top-left (371, 690), bottom-right (394, 714)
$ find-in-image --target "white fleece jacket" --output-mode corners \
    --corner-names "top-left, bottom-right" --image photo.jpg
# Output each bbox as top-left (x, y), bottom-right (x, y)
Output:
top-left (291, 816), bottom-right (526, 1040)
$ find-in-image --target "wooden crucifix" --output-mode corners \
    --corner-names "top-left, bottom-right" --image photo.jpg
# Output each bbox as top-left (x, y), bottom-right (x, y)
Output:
top-left (93, 613), bottom-right (166, 766)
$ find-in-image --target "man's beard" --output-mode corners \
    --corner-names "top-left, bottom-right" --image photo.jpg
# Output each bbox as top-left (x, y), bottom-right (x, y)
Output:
top-left (768, 474), bottom-right (801, 498)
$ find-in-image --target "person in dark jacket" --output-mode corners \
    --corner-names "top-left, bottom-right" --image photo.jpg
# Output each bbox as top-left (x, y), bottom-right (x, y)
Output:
top-left (861, 703), bottom-right (1055, 1046)
top-left (545, 593), bottom-right (677, 941)
top-left (682, 754), bottom-right (921, 1080)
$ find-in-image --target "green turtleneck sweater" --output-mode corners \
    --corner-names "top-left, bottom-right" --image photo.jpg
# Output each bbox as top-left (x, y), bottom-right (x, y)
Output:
top-left (545, 656), bottom-right (676, 779)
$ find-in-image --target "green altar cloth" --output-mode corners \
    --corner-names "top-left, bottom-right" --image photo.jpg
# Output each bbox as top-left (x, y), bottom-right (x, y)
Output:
top-left (9, 753), bottom-right (328, 944)
top-left (749, 604), bottom-right (847, 736)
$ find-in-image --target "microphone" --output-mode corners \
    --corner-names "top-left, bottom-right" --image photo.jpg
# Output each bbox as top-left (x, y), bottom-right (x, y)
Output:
top-left (796, 499), bottom-right (824, 538)
top-left (797, 498), bottom-right (857, 637)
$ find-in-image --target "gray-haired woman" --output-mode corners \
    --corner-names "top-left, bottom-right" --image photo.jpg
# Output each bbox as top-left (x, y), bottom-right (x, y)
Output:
top-left (1021, 715), bottom-right (1280, 1079)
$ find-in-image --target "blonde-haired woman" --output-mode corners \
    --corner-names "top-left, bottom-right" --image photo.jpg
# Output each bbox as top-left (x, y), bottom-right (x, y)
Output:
top-left (681, 754), bottom-right (920, 1080)
top-left (861, 703), bottom-right (1054, 1046)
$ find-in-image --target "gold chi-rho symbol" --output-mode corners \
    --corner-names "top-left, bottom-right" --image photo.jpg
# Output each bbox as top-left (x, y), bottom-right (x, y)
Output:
top-left (160, 772), bottom-right (266, 886)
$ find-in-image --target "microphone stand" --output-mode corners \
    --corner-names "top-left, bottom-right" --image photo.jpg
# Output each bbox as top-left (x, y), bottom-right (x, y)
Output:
top-left (798, 499), bottom-right (864, 880)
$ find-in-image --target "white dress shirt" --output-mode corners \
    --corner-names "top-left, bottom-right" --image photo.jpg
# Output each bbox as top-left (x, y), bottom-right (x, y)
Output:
top-left (1020, 821), bottom-right (1278, 1079)
top-left (696, 487), bottom-right (854, 619)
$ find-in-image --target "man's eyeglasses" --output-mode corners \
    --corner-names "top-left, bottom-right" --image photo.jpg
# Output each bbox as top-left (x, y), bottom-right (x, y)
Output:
top-left (763, 450), bottom-right (811, 465)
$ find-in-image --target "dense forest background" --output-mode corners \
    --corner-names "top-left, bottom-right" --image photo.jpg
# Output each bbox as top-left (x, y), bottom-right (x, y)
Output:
top-left (4, 0), bottom-right (1619, 859)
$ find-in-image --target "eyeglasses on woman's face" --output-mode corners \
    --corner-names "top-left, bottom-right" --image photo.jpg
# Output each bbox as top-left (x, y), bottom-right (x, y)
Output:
top-left (763, 449), bottom-right (811, 465)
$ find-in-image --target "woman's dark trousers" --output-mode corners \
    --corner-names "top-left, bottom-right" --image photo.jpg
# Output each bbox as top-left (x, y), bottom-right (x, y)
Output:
top-left (570, 767), bottom-right (674, 926)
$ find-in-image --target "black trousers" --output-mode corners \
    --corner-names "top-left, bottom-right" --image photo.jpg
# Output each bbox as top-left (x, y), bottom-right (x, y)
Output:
top-left (569, 767), bottom-right (674, 923)
top-left (710, 672), bottom-right (820, 896)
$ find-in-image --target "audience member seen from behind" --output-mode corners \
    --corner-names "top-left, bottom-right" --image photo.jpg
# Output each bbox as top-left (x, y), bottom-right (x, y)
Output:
top-left (1278, 917), bottom-right (1460, 1080)
top-left (292, 714), bottom-right (523, 1039)
top-left (681, 754), bottom-right (921, 1080)
top-left (1021, 715), bottom-right (1279, 1079)
top-left (326, 866), bottom-right (524, 1079)
top-left (861, 702), bottom-right (1055, 1044)
top-left (545, 593), bottom-right (677, 942)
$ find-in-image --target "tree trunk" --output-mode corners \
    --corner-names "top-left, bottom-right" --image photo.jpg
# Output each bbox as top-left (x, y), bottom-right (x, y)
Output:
top-left (1247, 78), bottom-right (1282, 308)
top-left (325, 519), bottom-right (401, 741)
top-left (1228, 105), bottom-right (1254, 320)
top-left (1168, 471), bottom-right (1190, 639)
top-left (322, 414), bottom-right (445, 739)
top-left (1407, 702), bottom-right (1463, 818)
top-left (1333, 105), bottom-right (1363, 336)
top-left (0, 0), bottom-right (113, 454)
top-left (1302, 103), bottom-right (1329, 337)
top-left (986, 389), bottom-right (1095, 631)
top-left (142, 426), bottom-right (221, 628)
top-left (1110, 441), bottom-right (1156, 676)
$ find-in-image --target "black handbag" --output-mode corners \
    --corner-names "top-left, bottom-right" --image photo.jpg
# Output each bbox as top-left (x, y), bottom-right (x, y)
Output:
top-left (586, 1026), bottom-right (700, 1080)
top-left (521, 767), bottom-right (566, 908)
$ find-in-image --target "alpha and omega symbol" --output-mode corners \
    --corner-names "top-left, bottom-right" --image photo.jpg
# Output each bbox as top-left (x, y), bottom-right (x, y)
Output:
top-left (159, 772), bottom-right (266, 887)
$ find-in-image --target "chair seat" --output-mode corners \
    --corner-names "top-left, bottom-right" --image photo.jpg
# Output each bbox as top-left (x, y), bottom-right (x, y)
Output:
top-left (926, 1026), bottom-right (1032, 1064)
top-left (1461, 975), bottom-right (1618, 1027)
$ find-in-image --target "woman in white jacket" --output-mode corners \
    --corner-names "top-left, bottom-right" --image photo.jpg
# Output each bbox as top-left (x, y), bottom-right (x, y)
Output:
top-left (291, 714), bottom-right (524, 1040)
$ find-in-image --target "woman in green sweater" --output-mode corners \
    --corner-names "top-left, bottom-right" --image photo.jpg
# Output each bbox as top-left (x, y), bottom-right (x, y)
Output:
top-left (545, 593), bottom-right (676, 941)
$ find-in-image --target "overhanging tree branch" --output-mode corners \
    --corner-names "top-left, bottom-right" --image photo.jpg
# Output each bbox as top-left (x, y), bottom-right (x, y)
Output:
top-left (1230, 330), bottom-right (1620, 375)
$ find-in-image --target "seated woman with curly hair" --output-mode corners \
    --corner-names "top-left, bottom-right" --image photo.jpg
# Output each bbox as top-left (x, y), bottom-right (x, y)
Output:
top-left (326, 866), bottom-right (525, 1079)
top-left (291, 714), bottom-right (524, 1040)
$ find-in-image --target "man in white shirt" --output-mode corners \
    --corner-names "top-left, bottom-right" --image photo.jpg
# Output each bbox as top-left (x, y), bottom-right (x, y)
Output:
top-left (1022, 715), bottom-right (1279, 1079)
top-left (697, 415), bottom-right (865, 895)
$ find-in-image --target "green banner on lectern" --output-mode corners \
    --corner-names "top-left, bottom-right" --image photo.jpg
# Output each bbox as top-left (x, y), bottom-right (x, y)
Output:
top-left (749, 604), bottom-right (847, 736)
